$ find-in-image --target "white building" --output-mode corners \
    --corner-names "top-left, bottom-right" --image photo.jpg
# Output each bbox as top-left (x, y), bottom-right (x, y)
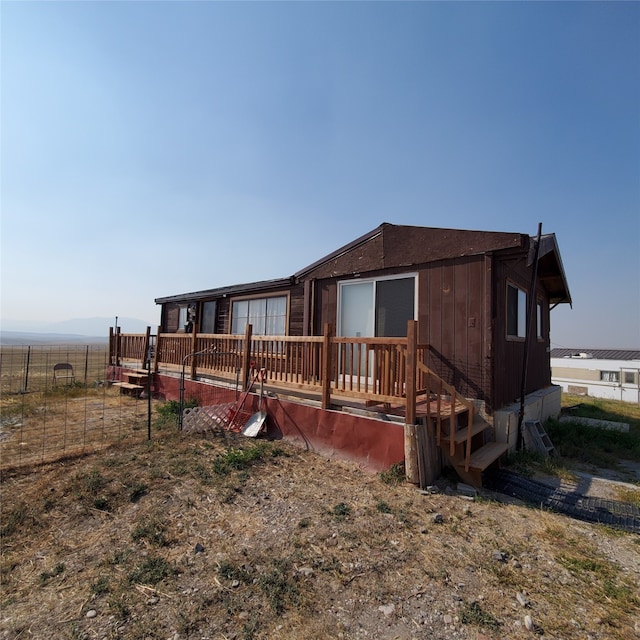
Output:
top-left (550, 349), bottom-right (640, 404)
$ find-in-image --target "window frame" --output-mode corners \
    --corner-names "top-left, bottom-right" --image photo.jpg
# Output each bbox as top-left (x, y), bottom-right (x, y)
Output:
top-left (230, 292), bottom-right (289, 336)
top-left (506, 282), bottom-right (527, 340)
top-left (200, 300), bottom-right (217, 334)
top-left (337, 273), bottom-right (418, 338)
top-left (536, 299), bottom-right (544, 341)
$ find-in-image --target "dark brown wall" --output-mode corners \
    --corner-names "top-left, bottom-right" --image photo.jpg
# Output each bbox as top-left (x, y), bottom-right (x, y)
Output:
top-left (491, 253), bottom-right (551, 411)
top-left (418, 255), bottom-right (490, 404)
top-left (160, 283), bottom-right (305, 336)
top-left (311, 257), bottom-right (491, 403)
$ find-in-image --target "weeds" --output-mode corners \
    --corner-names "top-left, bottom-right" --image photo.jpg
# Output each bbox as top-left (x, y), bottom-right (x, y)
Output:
top-left (39, 563), bottom-right (65, 585)
top-left (332, 502), bottom-right (352, 519)
top-left (376, 500), bottom-right (393, 514)
top-left (132, 516), bottom-right (169, 547)
top-left (128, 482), bottom-right (148, 502)
top-left (460, 601), bottom-right (501, 630)
top-left (379, 461), bottom-right (405, 485)
top-left (213, 443), bottom-right (271, 475)
top-left (128, 556), bottom-right (175, 585)
top-left (258, 559), bottom-right (300, 614)
top-left (0, 502), bottom-right (38, 538)
top-left (90, 575), bottom-right (110, 595)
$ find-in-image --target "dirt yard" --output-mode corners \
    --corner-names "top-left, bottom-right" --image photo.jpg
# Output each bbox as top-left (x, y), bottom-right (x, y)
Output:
top-left (1, 427), bottom-right (639, 640)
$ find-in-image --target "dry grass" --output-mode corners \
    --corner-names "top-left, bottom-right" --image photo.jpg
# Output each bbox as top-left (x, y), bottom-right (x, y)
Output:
top-left (0, 386), bottom-right (150, 470)
top-left (1, 424), bottom-right (639, 640)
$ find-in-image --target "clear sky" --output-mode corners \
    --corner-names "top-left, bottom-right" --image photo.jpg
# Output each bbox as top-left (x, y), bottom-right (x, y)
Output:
top-left (1, 1), bottom-right (639, 347)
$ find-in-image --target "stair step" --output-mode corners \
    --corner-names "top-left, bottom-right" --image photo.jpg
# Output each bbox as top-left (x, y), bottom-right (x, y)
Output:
top-left (112, 381), bottom-right (144, 391)
top-left (441, 420), bottom-right (488, 444)
top-left (464, 442), bottom-right (509, 471)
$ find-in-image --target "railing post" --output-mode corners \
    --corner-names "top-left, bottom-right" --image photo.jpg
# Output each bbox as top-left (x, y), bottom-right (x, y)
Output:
top-left (404, 320), bottom-right (419, 484)
top-left (153, 326), bottom-right (161, 373)
top-left (321, 323), bottom-right (333, 410)
top-left (241, 324), bottom-right (253, 389)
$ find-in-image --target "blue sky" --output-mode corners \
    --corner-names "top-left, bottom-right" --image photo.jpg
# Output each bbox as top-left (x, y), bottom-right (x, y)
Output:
top-left (1, 1), bottom-right (638, 347)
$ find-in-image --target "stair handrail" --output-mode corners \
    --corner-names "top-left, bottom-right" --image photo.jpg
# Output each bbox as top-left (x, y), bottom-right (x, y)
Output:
top-left (416, 360), bottom-right (475, 459)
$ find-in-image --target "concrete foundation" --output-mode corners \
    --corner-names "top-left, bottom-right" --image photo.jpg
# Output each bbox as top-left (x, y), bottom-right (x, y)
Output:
top-left (493, 385), bottom-right (562, 452)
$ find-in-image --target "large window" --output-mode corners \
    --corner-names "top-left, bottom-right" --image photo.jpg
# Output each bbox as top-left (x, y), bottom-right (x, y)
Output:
top-left (338, 276), bottom-right (416, 339)
top-left (600, 371), bottom-right (620, 383)
top-left (231, 296), bottom-right (287, 336)
top-left (507, 283), bottom-right (527, 338)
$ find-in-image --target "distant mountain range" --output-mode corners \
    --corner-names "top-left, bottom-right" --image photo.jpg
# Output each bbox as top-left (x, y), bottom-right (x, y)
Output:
top-left (0, 317), bottom-right (155, 345)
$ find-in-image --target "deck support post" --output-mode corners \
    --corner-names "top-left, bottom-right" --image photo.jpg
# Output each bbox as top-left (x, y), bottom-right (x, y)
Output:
top-left (321, 323), bottom-right (333, 410)
top-left (404, 320), bottom-right (419, 484)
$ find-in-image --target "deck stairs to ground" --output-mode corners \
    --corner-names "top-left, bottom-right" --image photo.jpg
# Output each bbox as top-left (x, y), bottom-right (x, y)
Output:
top-left (111, 368), bottom-right (152, 397)
top-left (415, 362), bottom-right (509, 488)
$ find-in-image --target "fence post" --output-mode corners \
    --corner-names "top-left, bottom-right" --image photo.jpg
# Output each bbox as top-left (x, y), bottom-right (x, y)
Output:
top-left (23, 346), bottom-right (31, 393)
top-left (143, 326), bottom-right (151, 370)
top-left (321, 323), bottom-right (333, 410)
top-left (190, 325), bottom-right (198, 380)
top-left (404, 320), bottom-right (419, 484)
top-left (115, 327), bottom-right (121, 367)
top-left (241, 324), bottom-right (253, 389)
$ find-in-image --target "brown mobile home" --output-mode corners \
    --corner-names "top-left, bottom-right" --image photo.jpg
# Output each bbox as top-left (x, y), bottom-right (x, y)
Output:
top-left (130, 223), bottom-right (571, 486)
top-left (155, 223), bottom-right (571, 416)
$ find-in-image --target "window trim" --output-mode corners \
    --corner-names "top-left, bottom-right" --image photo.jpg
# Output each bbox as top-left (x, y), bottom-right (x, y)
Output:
top-left (506, 281), bottom-right (527, 341)
top-left (200, 300), bottom-right (217, 335)
top-left (536, 299), bottom-right (544, 341)
top-left (337, 273), bottom-right (418, 338)
top-left (230, 292), bottom-right (290, 336)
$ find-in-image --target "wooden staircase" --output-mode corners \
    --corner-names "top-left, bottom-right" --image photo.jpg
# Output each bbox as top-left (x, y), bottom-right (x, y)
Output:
top-left (111, 368), bottom-right (152, 397)
top-left (438, 410), bottom-right (509, 487)
top-left (415, 361), bottom-right (508, 488)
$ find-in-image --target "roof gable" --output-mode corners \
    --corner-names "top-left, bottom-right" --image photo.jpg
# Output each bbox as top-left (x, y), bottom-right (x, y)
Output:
top-left (295, 223), bottom-right (526, 279)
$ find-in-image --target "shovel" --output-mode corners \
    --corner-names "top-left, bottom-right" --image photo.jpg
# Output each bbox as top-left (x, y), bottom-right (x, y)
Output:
top-left (242, 369), bottom-right (268, 438)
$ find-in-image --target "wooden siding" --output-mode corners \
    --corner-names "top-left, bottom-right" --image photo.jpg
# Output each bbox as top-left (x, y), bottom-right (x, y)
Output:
top-left (491, 252), bottom-right (551, 411)
top-left (160, 283), bottom-right (305, 336)
top-left (312, 257), bottom-right (491, 405)
top-left (418, 255), bottom-right (490, 405)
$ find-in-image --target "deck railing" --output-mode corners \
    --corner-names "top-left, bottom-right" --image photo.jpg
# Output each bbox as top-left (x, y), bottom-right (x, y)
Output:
top-left (109, 322), bottom-right (473, 426)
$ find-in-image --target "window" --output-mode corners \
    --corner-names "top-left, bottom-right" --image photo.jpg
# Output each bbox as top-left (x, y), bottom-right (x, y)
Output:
top-left (231, 295), bottom-right (287, 336)
top-left (507, 284), bottom-right (527, 338)
top-left (623, 371), bottom-right (635, 385)
top-left (338, 276), bottom-right (416, 339)
top-left (600, 371), bottom-right (619, 383)
top-left (536, 302), bottom-right (543, 339)
top-left (178, 306), bottom-right (188, 331)
top-left (201, 301), bottom-right (217, 334)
